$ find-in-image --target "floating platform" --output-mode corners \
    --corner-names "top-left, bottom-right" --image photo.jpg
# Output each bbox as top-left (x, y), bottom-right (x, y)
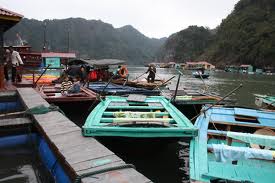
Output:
top-left (16, 88), bottom-right (151, 182)
top-left (82, 95), bottom-right (197, 138)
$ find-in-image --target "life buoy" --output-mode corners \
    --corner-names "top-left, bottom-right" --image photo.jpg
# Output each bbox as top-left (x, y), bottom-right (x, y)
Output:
top-left (118, 66), bottom-right (128, 78)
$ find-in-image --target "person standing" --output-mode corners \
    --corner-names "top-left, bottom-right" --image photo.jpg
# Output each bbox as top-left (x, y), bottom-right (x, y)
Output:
top-left (8, 46), bottom-right (24, 82)
top-left (146, 64), bottom-right (156, 83)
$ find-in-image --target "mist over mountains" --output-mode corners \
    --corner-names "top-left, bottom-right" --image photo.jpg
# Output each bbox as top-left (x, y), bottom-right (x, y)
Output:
top-left (4, 0), bottom-right (275, 67)
top-left (4, 18), bottom-right (166, 65)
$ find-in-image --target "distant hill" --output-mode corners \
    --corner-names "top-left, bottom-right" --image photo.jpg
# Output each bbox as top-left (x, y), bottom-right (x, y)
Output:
top-left (157, 26), bottom-right (214, 62)
top-left (4, 18), bottom-right (166, 65)
top-left (158, 0), bottom-right (275, 68)
top-left (202, 0), bottom-right (275, 67)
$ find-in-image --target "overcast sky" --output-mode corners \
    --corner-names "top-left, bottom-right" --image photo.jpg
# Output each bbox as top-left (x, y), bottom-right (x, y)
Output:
top-left (1, 0), bottom-right (240, 38)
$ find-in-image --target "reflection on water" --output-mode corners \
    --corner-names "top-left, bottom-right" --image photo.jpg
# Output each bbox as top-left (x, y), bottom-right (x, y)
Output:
top-left (0, 145), bottom-right (53, 183)
top-left (62, 67), bottom-right (275, 183)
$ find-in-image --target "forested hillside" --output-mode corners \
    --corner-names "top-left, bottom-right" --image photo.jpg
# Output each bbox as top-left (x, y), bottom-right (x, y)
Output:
top-left (159, 0), bottom-right (275, 67)
top-left (157, 26), bottom-right (214, 62)
top-left (4, 18), bottom-right (166, 65)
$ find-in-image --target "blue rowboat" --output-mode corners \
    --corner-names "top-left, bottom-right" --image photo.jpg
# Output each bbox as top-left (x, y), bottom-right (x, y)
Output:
top-left (82, 95), bottom-right (197, 138)
top-left (88, 82), bottom-right (160, 95)
top-left (190, 106), bottom-right (275, 183)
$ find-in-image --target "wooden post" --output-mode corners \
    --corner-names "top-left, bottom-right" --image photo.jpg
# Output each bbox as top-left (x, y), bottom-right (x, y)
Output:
top-left (0, 26), bottom-right (4, 89)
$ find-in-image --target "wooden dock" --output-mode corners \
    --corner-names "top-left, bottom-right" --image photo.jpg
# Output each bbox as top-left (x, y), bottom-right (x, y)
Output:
top-left (17, 88), bottom-right (151, 183)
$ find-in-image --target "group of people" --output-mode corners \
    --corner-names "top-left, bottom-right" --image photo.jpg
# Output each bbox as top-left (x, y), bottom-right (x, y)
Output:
top-left (59, 66), bottom-right (89, 95)
top-left (4, 46), bottom-right (24, 82)
top-left (60, 74), bottom-right (81, 95)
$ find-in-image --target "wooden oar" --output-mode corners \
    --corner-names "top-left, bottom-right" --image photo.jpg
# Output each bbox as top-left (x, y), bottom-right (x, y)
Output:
top-left (197, 71), bottom-right (208, 93)
top-left (153, 75), bottom-right (175, 90)
top-left (133, 72), bottom-right (146, 81)
top-left (87, 73), bottom-right (117, 111)
top-left (34, 64), bottom-right (51, 87)
top-left (190, 84), bottom-right (243, 122)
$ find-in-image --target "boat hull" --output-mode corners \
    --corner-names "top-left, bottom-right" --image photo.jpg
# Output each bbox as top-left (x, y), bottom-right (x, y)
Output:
top-left (190, 106), bottom-right (275, 183)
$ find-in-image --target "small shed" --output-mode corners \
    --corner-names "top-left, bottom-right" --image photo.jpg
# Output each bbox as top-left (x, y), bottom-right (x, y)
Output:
top-left (0, 7), bottom-right (23, 88)
top-left (41, 52), bottom-right (76, 68)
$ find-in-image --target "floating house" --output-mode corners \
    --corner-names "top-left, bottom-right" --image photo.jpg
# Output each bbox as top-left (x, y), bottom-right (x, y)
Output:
top-left (41, 52), bottom-right (76, 68)
top-left (183, 61), bottom-right (215, 70)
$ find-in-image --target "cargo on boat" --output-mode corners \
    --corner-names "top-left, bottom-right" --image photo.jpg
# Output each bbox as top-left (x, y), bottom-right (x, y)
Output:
top-left (190, 106), bottom-right (275, 183)
top-left (82, 95), bottom-right (197, 138)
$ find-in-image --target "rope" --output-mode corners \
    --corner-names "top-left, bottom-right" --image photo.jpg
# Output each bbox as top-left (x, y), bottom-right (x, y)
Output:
top-left (74, 164), bottom-right (135, 183)
top-left (24, 104), bottom-right (66, 116)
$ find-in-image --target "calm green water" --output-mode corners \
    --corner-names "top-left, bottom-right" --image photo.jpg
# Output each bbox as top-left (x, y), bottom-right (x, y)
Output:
top-left (127, 67), bottom-right (275, 107)
top-left (62, 66), bottom-right (275, 183)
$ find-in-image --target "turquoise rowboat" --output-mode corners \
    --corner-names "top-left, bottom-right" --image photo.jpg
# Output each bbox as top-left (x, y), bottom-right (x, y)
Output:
top-left (82, 96), bottom-right (197, 138)
top-left (255, 94), bottom-right (275, 109)
top-left (190, 106), bottom-right (275, 183)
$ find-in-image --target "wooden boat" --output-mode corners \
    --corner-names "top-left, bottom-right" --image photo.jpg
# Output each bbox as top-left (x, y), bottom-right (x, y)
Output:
top-left (192, 71), bottom-right (210, 79)
top-left (112, 78), bottom-right (167, 90)
top-left (82, 95), bottom-right (197, 138)
top-left (255, 94), bottom-right (275, 110)
top-left (37, 84), bottom-right (97, 103)
top-left (88, 82), bottom-right (160, 96)
top-left (190, 106), bottom-right (275, 183)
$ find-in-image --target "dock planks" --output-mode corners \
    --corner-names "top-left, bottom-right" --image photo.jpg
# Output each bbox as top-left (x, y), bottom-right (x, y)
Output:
top-left (17, 88), bottom-right (151, 183)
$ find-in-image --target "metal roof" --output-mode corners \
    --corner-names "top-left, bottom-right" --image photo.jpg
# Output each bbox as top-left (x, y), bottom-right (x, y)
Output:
top-left (41, 52), bottom-right (76, 58)
top-left (0, 7), bottom-right (23, 18)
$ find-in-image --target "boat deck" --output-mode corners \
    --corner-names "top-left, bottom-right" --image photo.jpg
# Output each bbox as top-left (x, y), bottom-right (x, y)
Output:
top-left (17, 88), bottom-right (151, 183)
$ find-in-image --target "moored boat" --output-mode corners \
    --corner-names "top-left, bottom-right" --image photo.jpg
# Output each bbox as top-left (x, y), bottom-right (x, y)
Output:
top-left (190, 106), bottom-right (275, 183)
top-left (112, 78), bottom-right (167, 90)
top-left (88, 82), bottom-right (160, 96)
top-left (255, 94), bottom-right (275, 110)
top-left (192, 71), bottom-right (210, 79)
top-left (82, 95), bottom-right (197, 138)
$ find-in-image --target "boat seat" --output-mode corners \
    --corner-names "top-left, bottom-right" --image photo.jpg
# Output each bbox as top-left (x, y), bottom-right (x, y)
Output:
top-left (109, 101), bottom-right (129, 106)
top-left (127, 94), bottom-right (147, 102)
top-left (148, 102), bottom-right (163, 107)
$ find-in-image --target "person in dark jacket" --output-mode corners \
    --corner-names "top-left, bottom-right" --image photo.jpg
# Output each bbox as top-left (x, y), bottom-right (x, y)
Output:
top-left (146, 64), bottom-right (156, 83)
